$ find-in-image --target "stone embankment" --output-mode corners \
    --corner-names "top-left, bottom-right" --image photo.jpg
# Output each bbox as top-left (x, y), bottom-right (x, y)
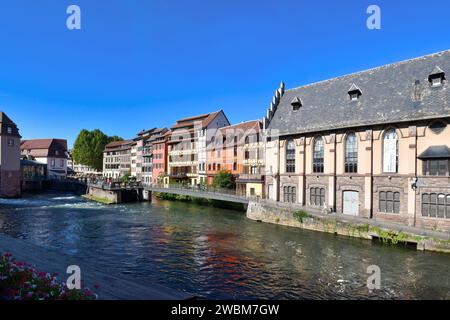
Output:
top-left (247, 200), bottom-right (450, 254)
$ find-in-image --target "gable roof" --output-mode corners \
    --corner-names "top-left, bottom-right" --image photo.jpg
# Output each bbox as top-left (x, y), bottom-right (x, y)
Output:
top-left (20, 139), bottom-right (68, 158)
top-left (267, 50), bottom-right (450, 136)
top-left (0, 112), bottom-right (21, 137)
top-left (104, 139), bottom-right (132, 150)
top-left (171, 110), bottom-right (229, 130)
top-left (21, 139), bottom-right (68, 150)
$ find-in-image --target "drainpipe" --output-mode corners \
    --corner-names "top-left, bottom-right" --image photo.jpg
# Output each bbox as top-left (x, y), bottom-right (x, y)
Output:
top-left (413, 129), bottom-right (418, 227)
top-left (370, 132), bottom-right (374, 219)
top-left (276, 138), bottom-right (281, 202)
top-left (302, 138), bottom-right (307, 206)
top-left (333, 135), bottom-right (337, 213)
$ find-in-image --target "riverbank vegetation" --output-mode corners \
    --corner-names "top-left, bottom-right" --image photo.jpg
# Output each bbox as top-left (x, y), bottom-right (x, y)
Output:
top-left (0, 253), bottom-right (96, 300)
top-left (82, 194), bottom-right (114, 205)
top-left (212, 170), bottom-right (235, 190)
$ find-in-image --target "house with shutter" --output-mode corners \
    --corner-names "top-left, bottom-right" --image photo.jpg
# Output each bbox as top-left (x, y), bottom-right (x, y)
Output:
top-left (20, 139), bottom-right (69, 180)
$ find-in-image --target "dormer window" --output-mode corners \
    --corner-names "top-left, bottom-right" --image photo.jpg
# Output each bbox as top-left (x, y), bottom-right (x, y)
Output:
top-left (291, 96), bottom-right (302, 111)
top-left (348, 83), bottom-right (362, 101)
top-left (428, 66), bottom-right (445, 87)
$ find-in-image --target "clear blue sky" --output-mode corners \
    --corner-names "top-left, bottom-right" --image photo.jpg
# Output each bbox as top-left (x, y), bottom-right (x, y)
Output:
top-left (1, 0), bottom-right (449, 148)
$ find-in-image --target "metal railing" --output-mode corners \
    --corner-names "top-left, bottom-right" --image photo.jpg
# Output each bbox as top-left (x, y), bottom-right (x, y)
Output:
top-left (146, 183), bottom-right (259, 202)
top-left (86, 178), bottom-right (143, 190)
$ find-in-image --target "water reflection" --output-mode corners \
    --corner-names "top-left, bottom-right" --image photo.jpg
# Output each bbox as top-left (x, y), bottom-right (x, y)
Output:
top-left (0, 191), bottom-right (449, 300)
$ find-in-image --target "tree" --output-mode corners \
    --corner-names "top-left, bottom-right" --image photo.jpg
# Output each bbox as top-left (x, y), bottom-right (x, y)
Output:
top-left (212, 170), bottom-right (235, 190)
top-left (120, 172), bottom-right (132, 184)
top-left (72, 129), bottom-right (123, 171)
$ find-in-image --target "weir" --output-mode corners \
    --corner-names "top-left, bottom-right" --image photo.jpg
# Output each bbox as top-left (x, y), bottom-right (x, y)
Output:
top-left (86, 182), bottom-right (146, 204)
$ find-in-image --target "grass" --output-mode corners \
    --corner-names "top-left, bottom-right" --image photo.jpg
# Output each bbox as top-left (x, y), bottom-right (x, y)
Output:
top-left (82, 195), bottom-right (115, 205)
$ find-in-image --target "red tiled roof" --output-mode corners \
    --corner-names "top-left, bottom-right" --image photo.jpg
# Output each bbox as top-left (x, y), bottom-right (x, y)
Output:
top-left (21, 139), bottom-right (68, 151)
top-left (105, 140), bottom-right (131, 148)
top-left (20, 139), bottom-right (68, 158)
top-left (171, 110), bottom-right (225, 130)
top-left (217, 120), bottom-right (262, 134)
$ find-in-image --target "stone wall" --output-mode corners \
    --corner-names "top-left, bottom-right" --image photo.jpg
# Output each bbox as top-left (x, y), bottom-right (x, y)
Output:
top-left (372, 175), bottom-right (411, 225)
top-left (0, 170), bottom-right (21, 198)
top-left (247, 200), bottom-right (450, 253)
top-left (88, 186), bottom-right (121, 204)
top-left (415, 176), bottom-right (450, 232)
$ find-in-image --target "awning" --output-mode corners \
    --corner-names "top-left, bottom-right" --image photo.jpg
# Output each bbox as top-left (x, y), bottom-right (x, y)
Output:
top-left (418, 145), bottom-right (450, 159)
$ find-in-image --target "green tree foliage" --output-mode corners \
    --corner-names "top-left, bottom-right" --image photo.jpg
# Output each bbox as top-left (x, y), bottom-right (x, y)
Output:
top-left (212, 170), bottom-right (235, 190)
top-left (72, 129), bottom-right (123, 171)
top-left (120, 172), bottom-right (132, 184)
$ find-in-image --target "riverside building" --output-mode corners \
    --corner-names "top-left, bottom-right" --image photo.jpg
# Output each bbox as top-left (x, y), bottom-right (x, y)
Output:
top-left (264, 50), bottom-right (450, 232)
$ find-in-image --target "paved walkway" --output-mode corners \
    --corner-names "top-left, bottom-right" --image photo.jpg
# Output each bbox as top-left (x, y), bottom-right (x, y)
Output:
top-left (0, 234), bottom-right (189, 300)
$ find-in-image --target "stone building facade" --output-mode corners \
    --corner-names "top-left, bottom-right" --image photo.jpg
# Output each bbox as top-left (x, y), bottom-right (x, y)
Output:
top-left (0, 112), bottom-right (21, 198)
top-left (264, 50), bottom-right (450, 232)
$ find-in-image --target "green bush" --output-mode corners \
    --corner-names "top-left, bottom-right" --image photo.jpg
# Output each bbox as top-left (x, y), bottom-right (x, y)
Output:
top-left (293, 210), bottom-right (312, 223)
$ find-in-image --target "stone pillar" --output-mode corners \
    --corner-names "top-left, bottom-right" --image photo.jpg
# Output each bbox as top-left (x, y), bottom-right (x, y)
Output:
top-left (363, 130), bottom-right (373, 218)
top-left (298, 137), bottom-right (306, 205)
top-left (406, 126), bottom-right (418, 227)
top-left (328, 134), bottom-right (337, 211)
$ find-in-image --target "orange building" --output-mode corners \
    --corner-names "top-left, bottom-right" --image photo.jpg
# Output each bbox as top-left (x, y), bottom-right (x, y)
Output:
top-left (151, 129), bottom-right (170, 184)
top-left (206, 120), bottom-right (264, 197)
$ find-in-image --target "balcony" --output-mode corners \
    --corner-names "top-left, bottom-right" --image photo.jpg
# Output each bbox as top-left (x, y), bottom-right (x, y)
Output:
top-left (236, 173), bottom-right (264, 182)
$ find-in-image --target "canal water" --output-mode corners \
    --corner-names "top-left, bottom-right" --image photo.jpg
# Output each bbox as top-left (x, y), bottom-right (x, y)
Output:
top-left (0, 192), bottom-right (449, 300)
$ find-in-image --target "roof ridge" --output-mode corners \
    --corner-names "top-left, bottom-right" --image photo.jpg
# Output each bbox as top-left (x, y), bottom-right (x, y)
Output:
top-left (285, 49), bottom-right (450, 92)
top-left (220, 119), bottom-right (261, 128)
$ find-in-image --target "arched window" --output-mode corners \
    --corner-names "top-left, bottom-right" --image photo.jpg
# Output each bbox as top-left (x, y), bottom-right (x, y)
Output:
top-left (345, 133), bottom-right (358, 173)
top-left (383, 129), bottom-right (399, 173)
top-left (286, 139), bottom-right (296, 173)
top-left (313, 137), bottom-right (324, 173)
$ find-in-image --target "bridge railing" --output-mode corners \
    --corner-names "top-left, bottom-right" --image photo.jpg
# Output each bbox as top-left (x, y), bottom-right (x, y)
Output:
top-left (87, 179), bottom-right (143, 190)
top-left (147, 183), bottom-right (259, 201)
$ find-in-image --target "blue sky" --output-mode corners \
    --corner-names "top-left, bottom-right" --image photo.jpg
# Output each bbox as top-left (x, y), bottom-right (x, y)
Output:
top-left (0, 0), bottom-right (449, 147)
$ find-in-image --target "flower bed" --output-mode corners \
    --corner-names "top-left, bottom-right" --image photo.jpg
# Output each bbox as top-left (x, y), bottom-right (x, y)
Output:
top-left (0, 252), bottom-right (97, 300)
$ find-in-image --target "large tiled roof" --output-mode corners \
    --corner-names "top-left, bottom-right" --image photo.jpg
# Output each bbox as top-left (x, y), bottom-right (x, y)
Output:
top-left (171, 110), bottom-right (227, 130)
top-left (218, 120), bottom-right (262, 134)
top-left (20, 139), bottom-right (68, 158)
top-left (104, 140), bottom-right (132, 149)
top-left (267, 50), bottom-right (450, 136)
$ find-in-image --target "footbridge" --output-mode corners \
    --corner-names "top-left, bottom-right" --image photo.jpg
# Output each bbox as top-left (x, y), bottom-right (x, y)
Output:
top-left (145, 185), bottom-right (250, 205)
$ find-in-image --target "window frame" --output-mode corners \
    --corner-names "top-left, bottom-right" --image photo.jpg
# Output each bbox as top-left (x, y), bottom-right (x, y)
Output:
top-left (312, 137), bottom-right (324, 173)
top-left (344, 132), bottom-right (358, 173)
top-left (382, 129), bottom-right (399, 173)
top-left (285, 139), bottom-right (296, 173)
top-left (422, 193), bottom-right (450, 219)
top-left (379, 191), bottom-right (400, 214)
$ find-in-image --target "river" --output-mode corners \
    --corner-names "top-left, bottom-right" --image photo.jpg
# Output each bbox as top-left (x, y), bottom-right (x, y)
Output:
top-left (0, 192), bottom-right (449, 300)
